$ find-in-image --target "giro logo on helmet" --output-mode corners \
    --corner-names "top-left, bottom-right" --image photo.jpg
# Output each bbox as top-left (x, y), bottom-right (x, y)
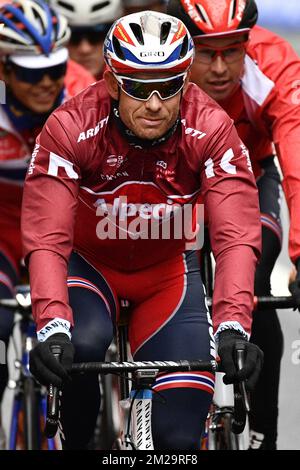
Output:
top-left (140, 51), bottom-right (165, 57)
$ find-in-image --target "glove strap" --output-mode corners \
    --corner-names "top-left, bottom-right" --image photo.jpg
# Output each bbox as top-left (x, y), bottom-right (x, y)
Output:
top-left (215, 321), bottom-right (249, 343)
top-left (37, 318), bottom-right (72, 342)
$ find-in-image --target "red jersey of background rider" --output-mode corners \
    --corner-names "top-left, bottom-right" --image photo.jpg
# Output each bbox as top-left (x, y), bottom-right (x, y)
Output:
top-left (22, 80), bottom-right (261, 335)
top-left (218, 25), bottom-right (300, 263)
top-left (0, 59), bottom-right (95, 271)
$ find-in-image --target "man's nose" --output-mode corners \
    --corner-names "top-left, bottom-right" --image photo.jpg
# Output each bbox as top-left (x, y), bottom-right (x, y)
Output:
top-left (76, 38), bottom-right (94, 54)
top-left (145, 92), bottom-right (163, 111)
top-left (210, 55), bottom-right (228, 75)
top-left (37, 74), bottom-right (56, 86)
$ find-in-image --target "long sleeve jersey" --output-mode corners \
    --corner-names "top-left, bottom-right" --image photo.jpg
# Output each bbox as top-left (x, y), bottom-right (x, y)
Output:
top-left (0, 59), bottom-right (95, 269)
top-left (220, 25), bottom-right (300, 263)
top-left (21, 80), bottom-right (261, 335)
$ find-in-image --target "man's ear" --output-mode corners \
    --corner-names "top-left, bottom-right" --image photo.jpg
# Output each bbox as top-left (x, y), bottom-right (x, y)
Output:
top-left (103, 70), bottom-right (119, 100)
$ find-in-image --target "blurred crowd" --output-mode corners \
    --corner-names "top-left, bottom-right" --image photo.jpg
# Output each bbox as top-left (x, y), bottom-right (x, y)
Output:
top-left (0, 0), bottom-right (299, 80)
top-left (0, 0), bottom-right (168, 81)
top-left (45, 0), bottom-right (168, 79)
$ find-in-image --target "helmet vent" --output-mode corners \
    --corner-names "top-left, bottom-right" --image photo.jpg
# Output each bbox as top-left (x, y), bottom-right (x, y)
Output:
top-left (160, 21), bottom-right (171, 45)
top-left (57, 1), bottom-right (74, 12)
top-left (231, 0), bottom-right (237, 20)
top-left (32, 8), bottom-right (46, 35)
top-left (129, 23), bottom-right (144, 45)
top-left (179, 33), bottom-right (188, 58)
top-left (92, 2), bottom-right (110, 13)
top-left (112, 35), bottom-right (125, 60)
top-left (195, 4), bottom-right (208, 24)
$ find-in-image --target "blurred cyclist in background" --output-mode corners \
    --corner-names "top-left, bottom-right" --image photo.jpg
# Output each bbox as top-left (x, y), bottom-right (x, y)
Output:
top-left (0, 0), bottom-right (94, 437)
top-left (123, 0), bottom-right (166, 15)
top-left (49, 0), bottom-right (123, 79)
top-left (167, 0), bottom-right (300, 450)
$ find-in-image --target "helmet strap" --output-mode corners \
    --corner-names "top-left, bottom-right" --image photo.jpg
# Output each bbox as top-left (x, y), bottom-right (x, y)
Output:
top-left (111, 99), bottom-right (180, 149)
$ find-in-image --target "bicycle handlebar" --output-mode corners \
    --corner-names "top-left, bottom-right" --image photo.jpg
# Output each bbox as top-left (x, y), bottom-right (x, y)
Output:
top-left (71, 359), bottom-right (218, 374)
top-left (1, 295), bottom-right (296, 312)
top-left (44, 359), bottom-right (218, 440)
top-left (253, 295), bottom-right (297, 310)
top-left (205, 295), bottom-right (297, 310)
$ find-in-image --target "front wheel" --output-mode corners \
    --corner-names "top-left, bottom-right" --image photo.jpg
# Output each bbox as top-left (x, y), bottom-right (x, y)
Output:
top-left (208, 410), bottom-right (238, 450)
top-left (97, 373), bottom-right (120, 449)
top-left (23, 377), bottom-right (41, 450)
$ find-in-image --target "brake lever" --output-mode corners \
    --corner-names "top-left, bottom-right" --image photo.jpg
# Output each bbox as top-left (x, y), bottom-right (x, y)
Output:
top-left (231, 341), bottom-right (250, 434)
top-left (44, 345), bottom-right (62, 439)
top-left (235, 346), bottom-right (250, 413)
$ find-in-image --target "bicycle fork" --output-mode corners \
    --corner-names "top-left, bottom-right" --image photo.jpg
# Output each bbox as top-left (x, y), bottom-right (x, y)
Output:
top-left (119, 369), bottom-right (157, 450)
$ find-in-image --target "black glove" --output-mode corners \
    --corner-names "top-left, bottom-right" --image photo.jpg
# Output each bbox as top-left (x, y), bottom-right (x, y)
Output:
top-left (289, 258), bottom-right (300, 311)
top-left (30, 333), bottom-right (74, 387)
top-left (218, 330), bottom-right (263, 391)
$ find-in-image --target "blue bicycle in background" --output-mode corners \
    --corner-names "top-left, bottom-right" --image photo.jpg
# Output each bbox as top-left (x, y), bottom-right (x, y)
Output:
top-left (0, 285), bottom-right (57, 450)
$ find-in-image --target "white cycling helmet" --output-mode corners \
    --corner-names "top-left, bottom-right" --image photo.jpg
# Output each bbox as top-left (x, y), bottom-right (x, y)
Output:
top-left (49, 0), bottom-right (123, 27)
top-left (0, 0), bottom-right (70, 55)
top-left (104, 10), bottom-right (194, 75)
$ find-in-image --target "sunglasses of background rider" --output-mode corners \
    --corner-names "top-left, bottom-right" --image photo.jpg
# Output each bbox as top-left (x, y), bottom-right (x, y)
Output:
top-left (69, 25), bottom-right (111, 46)
top-left (6, 61), bottom-right (67, 85)
top-left (193, 40), bottom-right (249, 64)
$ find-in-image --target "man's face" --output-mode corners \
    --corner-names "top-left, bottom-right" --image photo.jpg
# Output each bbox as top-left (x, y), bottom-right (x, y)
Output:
top-left (191, 35), bottom-right (247, 102)
top-left (4, 63), bottom-right (65, 113)
top-left (68, 29), bottom-right (105, 78)
top-left (105, 71), bottom-right (188, 141)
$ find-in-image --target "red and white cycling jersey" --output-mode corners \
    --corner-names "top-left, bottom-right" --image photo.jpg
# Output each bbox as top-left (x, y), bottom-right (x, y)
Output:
top-left (22, 80), bottom-right (261, 336)
top-left (219, 25), bottom-right (300, 263)
top-left (0, 59), bottom-right (95, 270)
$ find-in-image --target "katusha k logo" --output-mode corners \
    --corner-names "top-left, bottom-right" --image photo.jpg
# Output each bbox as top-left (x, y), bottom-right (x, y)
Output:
top-left (106, 155), bottom-right (124, 168)
top-left (94, 196), bottom-right (204, 249)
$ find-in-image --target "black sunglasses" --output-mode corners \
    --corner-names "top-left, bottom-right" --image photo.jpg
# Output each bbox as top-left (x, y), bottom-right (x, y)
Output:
top-left (115, 73), bottom-right (187, 101)
top-left (70, 26), bottom-right (111, 46)
top-left (8, 61), bottom-right (67, 85)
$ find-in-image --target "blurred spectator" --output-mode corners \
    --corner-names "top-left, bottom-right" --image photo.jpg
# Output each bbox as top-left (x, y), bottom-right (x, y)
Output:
top-left (123, 0), bottom-right (166, 14)
top-left (49, 0), bottom-right (124, 79)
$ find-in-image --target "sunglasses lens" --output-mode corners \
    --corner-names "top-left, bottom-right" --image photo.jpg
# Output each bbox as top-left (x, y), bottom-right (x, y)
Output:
top-left (222, 46), bottom-right (245, 63)
top-left (195, 43), bottom-right (246, 64)
top-left (70, 27), bottom-right (109, 45)
top-left (48, 62), bottom-right (67, 80)
top-left (120, 75), bottom-right (185, 100)
top-left (11, 62), bottom-right (67, 84)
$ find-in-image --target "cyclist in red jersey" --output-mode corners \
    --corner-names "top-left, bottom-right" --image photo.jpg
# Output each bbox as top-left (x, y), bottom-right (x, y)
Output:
top-left (23, 10), bottom-right (263, 449)
top-left (49, 0), bottom-right (124, 80)
top-left (167, 0), bottom-right (300, 449)
top-left (0, 0), bottom-right (95, 417)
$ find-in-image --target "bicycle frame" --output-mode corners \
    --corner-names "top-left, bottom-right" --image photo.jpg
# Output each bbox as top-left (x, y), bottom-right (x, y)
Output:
top-left (201, 232), bottom-right (250, 450)
top-left (1, 288), bottom-right (57, 450)
top-left (118, 376), bottom-right (155, 450)
top-left (200, 229), bottom-right (297, 450)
